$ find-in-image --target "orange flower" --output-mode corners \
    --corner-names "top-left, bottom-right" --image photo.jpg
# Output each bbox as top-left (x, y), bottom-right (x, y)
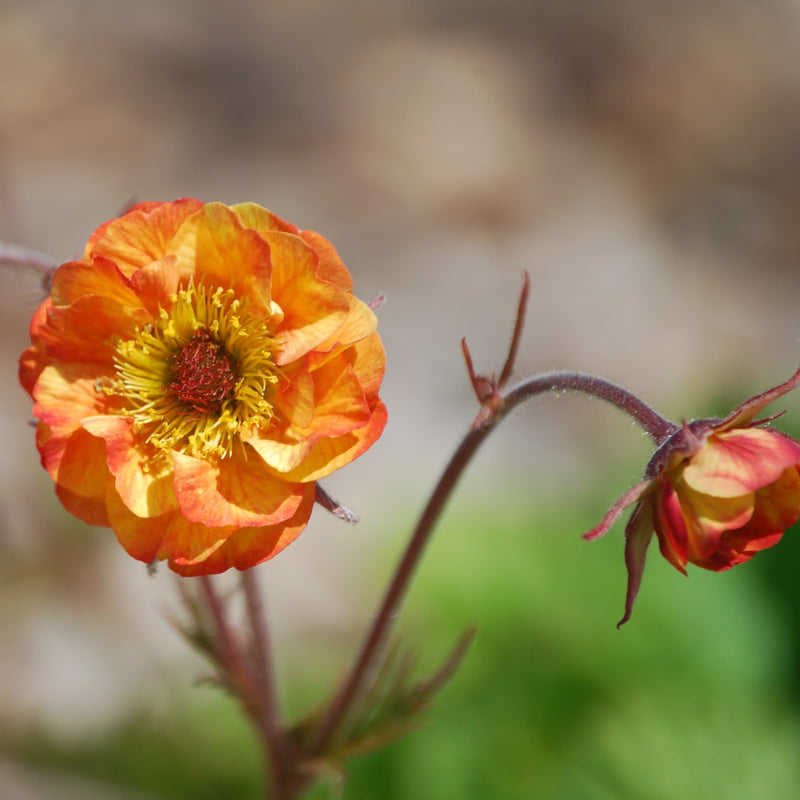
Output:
top-left (586, 366), bottom-right (800, 625)
top-left (19, 200), bottom-right (387, 575)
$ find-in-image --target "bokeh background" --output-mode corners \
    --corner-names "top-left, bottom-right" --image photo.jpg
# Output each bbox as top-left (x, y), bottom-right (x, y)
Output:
top-left (3, 0), bottom-right (800, 797)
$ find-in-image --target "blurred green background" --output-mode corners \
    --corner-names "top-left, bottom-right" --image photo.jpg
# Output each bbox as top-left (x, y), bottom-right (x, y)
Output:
top-left (4, 0), bottom-right (800, 797)
top-left (6, 400), bottom-right (800, 800)
top-left (6, 480), bottom-right (800, 800)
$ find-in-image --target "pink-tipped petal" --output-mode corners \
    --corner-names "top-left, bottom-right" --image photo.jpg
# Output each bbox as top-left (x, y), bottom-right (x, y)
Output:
top-left (683, 428), bottom-right (800, 498)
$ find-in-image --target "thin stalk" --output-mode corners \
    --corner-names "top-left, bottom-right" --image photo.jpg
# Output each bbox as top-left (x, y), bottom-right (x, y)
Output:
top-left (198, 575), bottom-right (250, 700)
top-left (241, 570), bottom-right (295, 799)
top-left (308, 370), bottom-right (677, 756)
top-left (0, 242), bottom-right (57, 291)
top-left (502, 371), bottom-right (678, 444)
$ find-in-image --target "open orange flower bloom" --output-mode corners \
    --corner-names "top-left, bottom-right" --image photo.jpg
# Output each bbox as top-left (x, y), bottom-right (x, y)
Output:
top-left (586, 366), bottom-right (800, 625)
top-left (19, 199), bottom-right (387, 575)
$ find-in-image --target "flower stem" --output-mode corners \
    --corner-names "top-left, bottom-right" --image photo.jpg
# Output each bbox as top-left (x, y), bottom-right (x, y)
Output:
top-left (503, 371), bottom-right (678, 444)
top-left (308, 370), bottom-right (675, 756)
top-left (0, 241), bottom-right (57, 291)
top-left (200, 574), bottom-right (302, 799)
top-left (241, 570), bottom-right (296, 799)
top-left (198, 576), bottom-right (250, 700)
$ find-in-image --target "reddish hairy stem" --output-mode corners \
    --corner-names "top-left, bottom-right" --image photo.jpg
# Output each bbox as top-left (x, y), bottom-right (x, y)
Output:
top-left (0, 242), bottom-right (57, 292)
top-left (308, 370), bottom-right (676, 756)
top-left (201, 575), bottom-right (301, 799)
top-left (198, 576), bottom-right (254, 710)
top-left (502, 371), bottom-right (678, 444)
top-left (241, 570), bottom-right (294, 799)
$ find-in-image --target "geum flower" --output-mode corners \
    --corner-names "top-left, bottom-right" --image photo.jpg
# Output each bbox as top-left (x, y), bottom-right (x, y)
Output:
top-left (586, 366), bottom-right (800, 626)
top-left (19, 200), bottom-right (386, 576)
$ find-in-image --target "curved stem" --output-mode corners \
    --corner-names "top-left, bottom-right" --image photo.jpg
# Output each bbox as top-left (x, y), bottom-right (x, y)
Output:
top-left (308, 370), bottom-right (675, 756)
top-left (503, 371), bottom-right (678, 444)
top-left (308, 421), bottom-right (494, 755)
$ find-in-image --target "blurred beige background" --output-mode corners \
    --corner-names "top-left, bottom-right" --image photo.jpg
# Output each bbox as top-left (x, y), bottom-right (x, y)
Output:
top-left (2, 0), bottom-right (800, 795)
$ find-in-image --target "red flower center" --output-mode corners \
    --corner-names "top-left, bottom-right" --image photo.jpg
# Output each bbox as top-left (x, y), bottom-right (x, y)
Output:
top-left (169, 330), bottom-right (239, 414)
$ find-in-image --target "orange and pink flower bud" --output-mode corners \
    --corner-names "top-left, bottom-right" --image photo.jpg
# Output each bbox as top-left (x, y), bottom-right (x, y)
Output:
top-left (586, 366), bottom-right (800, 626)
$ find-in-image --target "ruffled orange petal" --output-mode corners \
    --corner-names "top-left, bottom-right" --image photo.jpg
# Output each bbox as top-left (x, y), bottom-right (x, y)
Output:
top-left (171, 483), bottom-right (315, 576)
top-left (166, 202), bottom-right (272, 312)
top-left (86, 198), bottom-right (204, 274)
top-left (33, 362), bottom-right (118, 436)
top-left (56, 481), bottom-right (111, 527)
top-left (172, 446), bottom-right (308, 528)
top-left (306, 297), bottom-right (379, 373)
top-left (338, 331), bottom-right (386, 400)
top-left (82, 415), bottom-right (178, 518)
top-left (50, 256), bottom-right (139, 308)
top-left (105, 485), bottom-right (233, 566)
top-left (307, 361), bottom-right (371, 435)
top-left (298, 229), bottom-right (353, 292)
top-left (19, 300), bottom-right (51, 397)
top-left (37, 296), bottom-right (142, 366)
top-left (254, 399), bottom-right (388, 482)
top-left (263, 230), bottom-right (350, 365)
top-left (128, 256), bottom-right (182, 316)
top-left (272, 362), bottom-right (315, 429)
top-left (39, 424), bottom-right (110, 507)
top-left (251, 360), bottom-right (372, 475)
top-left (229, 202), bottom-right (299, 235)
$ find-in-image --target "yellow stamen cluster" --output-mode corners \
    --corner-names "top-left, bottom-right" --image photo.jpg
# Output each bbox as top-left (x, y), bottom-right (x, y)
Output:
top-left (107, 282), bottom-right (278, 459)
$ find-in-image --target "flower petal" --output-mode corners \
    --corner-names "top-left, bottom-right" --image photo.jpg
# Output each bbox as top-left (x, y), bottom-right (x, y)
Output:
top-left (172, 447), bottom-right (308, 528)
top-left (272, 362), bottom-right (315, 430)
top-left (33, 362), bottom-right (118, 436)
top-left (256, 400), bottom-right (388, 482)
top-left (105, 485), bottom-right (232, 566)
top-left (229, 201), bottom-right (299, 235)
top-left (82, 415), bottom-right (178, 518)
top-left (38, 295), bottom-right (141, 366)
top-left (263, 231), bottom-right (350, 364)
top-left (683, 428), bottom-right (800, 497)
top-left (56, 482), bottom-right (110, 527)
top-left (86, 198), bottom-right (204, 274)
top-left (299, 229), bottom-right (354, 292)
top-left (671, 477), bottom-right (755, 560)
top-left (39, 424), bottom-right (111, 512)
top-left (231, 201), bottom-right (354, 290)
top-left (50, 256), bottom-right (139, 308)
top-left (653, 478), bottom-right (689, 574)
top-left (19, 300), bottom-right (52, 397)
top-left (171, 483), bottom-right (316, 576)
top-left (726, 466), bottom-right (800, 550)
top-left (166, 202), bottom-right (272, 311)
top-left (306, 297), bottom-right (378, 370)
top-left (128, 256), bottom-right (182, 315)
